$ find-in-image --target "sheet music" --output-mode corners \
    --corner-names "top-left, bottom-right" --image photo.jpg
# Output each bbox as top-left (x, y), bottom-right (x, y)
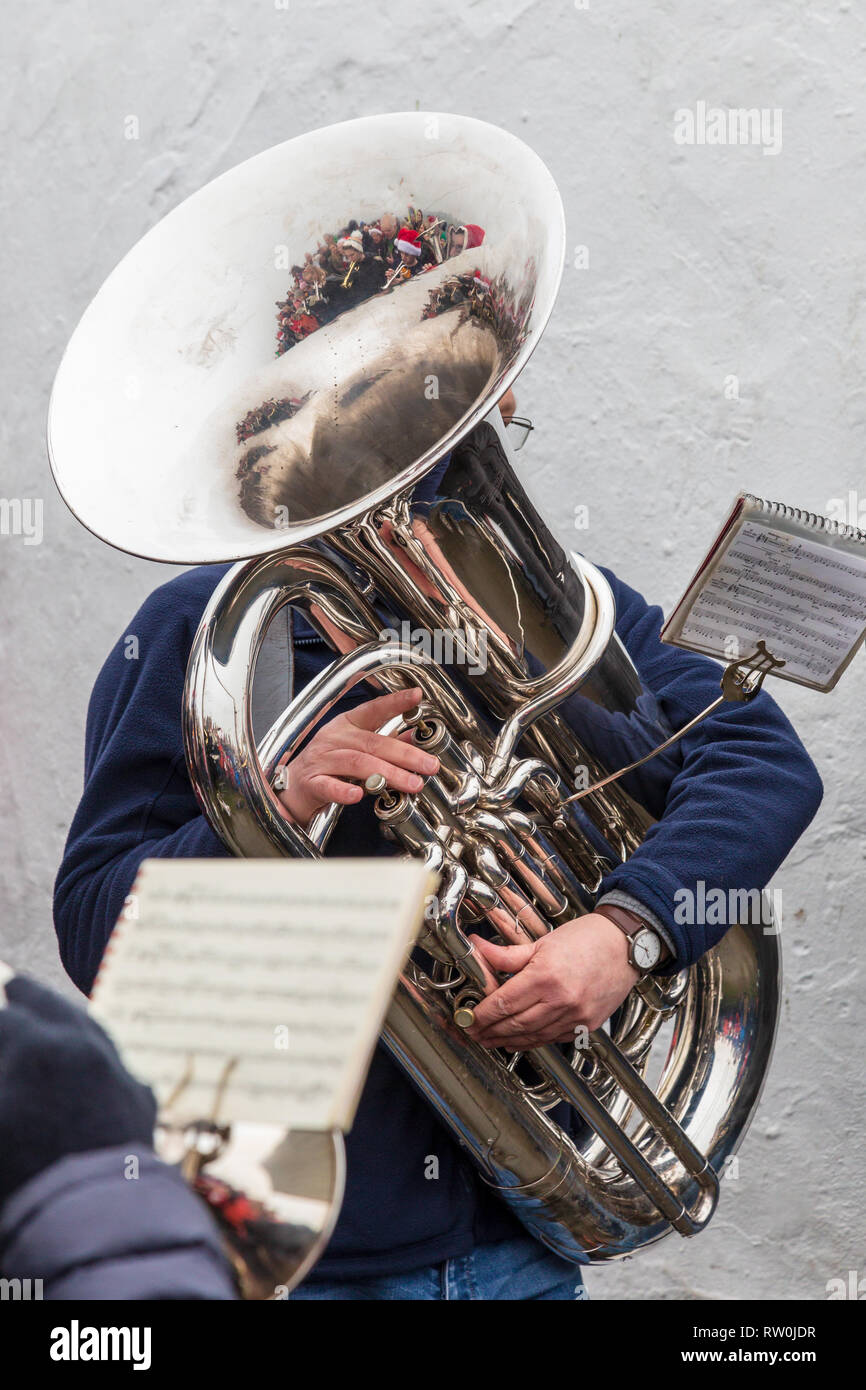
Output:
top-left (677, 521), bottom-right (866, 685)
top-left (90, 858), bottom-right (437, 1131)
top-left (662, 496), bottom-right (866, 690)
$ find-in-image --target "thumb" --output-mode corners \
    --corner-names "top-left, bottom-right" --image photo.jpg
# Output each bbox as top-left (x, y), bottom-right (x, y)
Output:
top-left (469, 935), bottom-right (535, 974)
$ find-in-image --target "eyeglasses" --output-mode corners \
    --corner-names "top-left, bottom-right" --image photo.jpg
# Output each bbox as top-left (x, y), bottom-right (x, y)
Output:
top-left (506, 416), bottom-right (534, 451)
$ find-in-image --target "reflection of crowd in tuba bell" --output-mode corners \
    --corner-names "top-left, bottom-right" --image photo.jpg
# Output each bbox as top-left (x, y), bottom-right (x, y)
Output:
top-left (420, 264), bottom-right (532, 359)
top-left (274, 208), bottom-right (485, 355)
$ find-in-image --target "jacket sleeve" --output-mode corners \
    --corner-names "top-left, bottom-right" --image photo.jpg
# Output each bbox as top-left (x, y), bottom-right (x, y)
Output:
top-left (53, 581), bottom-right (227, 995)
top-left (0, 1146), bottom-right (236, 1300)
top-left (580, 565), bottom-right (823, 965)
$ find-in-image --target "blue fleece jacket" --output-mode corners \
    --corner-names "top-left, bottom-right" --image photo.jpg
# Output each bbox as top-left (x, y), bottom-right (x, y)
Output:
top-left (52, 554), bottom-right (822, 1277)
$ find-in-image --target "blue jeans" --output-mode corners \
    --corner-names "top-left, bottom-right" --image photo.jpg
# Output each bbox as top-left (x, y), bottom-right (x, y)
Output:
top-left (290, 1235), bottom-right (588, 1300)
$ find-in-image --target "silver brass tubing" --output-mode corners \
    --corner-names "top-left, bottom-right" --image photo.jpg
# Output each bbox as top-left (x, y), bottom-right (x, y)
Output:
top-left (611, 995), bottom-right (668, 1069)
top-left (485, 557), bottom-right (614, 783)
top-left (526, 1043), bottom-right (716, 1237)
top-left (305, 802), bottom-right (342, 851)
top-left (465, 879), bottom-right (498, 912)
top-left (433, 860), bottom-right (498, 998)
top-left (587, 1031), bottom-right (720, 1228)
top-left (470, 809), bottom-right (570, 919)
top-left (467, 857), bottom-right (553, 942)
top-left (471, 840), bottom-right (509, 888)
top-left (186, 549), bottom-right (488, 862)
top-left (411, 719), bottom-right (485, 814)
top-left (478, 756), bottom-right (564, 810)
top-left (502, 811), bottom-right (589, 915)
top-left (521, 707), bottom-right (652, 861)
top-left (464, 894), bottom-right (535, 947)
top-left (384, 970), bottom-right (625, 1261)
top-left (420, 814), bottom-right (719, 1235)
top-left (478, 755), bottom-right (609, 895)
top-left (372, 788), bottom-right (442, 854)
top-left (410, 708), bottom-right (604, 915)
top-left (375, 800), bottom-right (498, 1000)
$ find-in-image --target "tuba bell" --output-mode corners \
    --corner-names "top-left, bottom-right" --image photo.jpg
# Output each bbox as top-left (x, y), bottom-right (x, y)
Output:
top-left (48, 112), bottom-right (780, 1271)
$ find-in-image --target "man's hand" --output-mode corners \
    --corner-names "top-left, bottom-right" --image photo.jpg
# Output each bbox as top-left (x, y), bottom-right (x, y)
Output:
top-left (275, 686), bottom-right (440, 827)
top-left (466, 913), bottom-right (640, 1050)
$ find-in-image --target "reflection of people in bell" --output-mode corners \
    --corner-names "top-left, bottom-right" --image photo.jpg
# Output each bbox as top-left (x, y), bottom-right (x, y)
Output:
top-left (375, 212), bottom-right (399, 266)
top-left (275, 208), bottom-right (453, 349)
top-left (336, 229), bottom-right (386, 305)
top-left (393, 225), bottom-right (425, 272)
top-left (446, 221), bottom-right (485, 258)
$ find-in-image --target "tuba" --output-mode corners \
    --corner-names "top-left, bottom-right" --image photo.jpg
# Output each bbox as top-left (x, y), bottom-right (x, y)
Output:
top-left (48, 112), bottom-right (779, 1275)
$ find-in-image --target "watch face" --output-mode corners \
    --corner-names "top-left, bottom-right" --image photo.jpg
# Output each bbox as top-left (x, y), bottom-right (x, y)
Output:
top-left (632, 929), bottom-right (661, 971)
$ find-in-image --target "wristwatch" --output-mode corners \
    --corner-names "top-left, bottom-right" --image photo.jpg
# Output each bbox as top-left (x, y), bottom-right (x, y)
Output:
top-left (594, 903), bottom-right (673, 975)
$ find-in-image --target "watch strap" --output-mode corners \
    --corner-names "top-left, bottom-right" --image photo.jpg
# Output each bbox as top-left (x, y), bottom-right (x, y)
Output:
top-left (594, 903), bottom-right (672, 967)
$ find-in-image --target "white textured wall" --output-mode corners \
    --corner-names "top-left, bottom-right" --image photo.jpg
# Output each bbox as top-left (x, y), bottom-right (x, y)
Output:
top-left (1, 0), bottom-right (863, 1299)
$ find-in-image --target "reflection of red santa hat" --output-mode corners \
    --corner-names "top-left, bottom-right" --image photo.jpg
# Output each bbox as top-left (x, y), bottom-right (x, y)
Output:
top-left (459, 223), bottom-right (485, 249)
top-left (473, 270), bottom-right (491, 293)
top-left (396, 227), bottom-right (423, 257)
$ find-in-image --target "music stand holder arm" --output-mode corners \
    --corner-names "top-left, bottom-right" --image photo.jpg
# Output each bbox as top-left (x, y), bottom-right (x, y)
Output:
top-left (560, 640), bottom-right (786, 807)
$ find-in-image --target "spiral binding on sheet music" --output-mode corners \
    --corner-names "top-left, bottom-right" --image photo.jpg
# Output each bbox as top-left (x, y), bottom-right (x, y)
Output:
top-left (742, 494), bottom-right (866, 547)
